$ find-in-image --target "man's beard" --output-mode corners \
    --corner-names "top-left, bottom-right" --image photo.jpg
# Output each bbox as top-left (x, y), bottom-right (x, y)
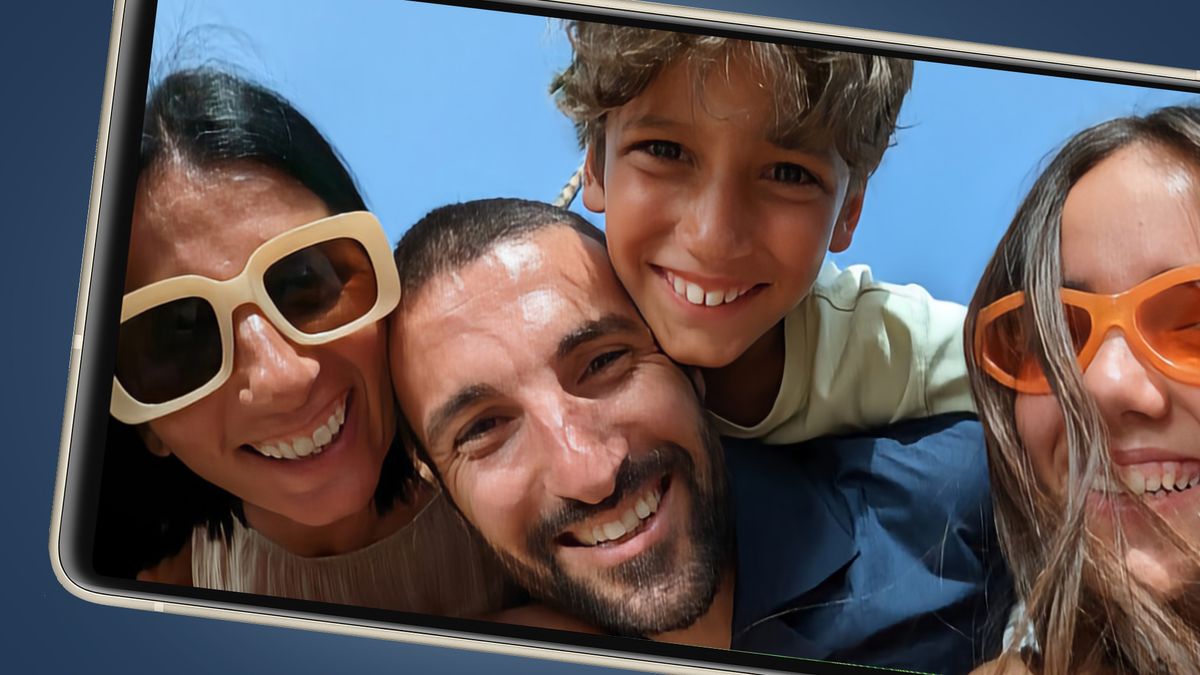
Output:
top-left (493, 423), bottom-right (733, 638)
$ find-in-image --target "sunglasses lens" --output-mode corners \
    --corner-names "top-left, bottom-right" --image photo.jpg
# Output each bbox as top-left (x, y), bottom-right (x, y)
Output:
top-left (116, 297), bottom-right (223, 405)
top-left (982, 306), bottom-right (1041, 386)
top-left (264, 238), bottom-right (378, 335)
top-left (1140, 279), bottom-right (1200, 373)
top-left (982, 302), bottom-right (1092, 389)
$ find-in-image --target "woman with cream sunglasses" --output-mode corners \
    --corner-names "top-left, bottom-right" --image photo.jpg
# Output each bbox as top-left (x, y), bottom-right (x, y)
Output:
top-left (97, 68), bottom-right (508, 617)
top-left (967, 106), bottom-right (1200, 675)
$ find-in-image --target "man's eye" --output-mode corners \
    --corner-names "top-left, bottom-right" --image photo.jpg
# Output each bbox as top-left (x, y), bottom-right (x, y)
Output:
top-left (454, 417), bottom-right (503, 449)
top-left (768, 162), bottom-right (818, 185)
top-left (637, 140), bottom-right (684, 161)
top-left (583, 349), bottom-right (629, 379)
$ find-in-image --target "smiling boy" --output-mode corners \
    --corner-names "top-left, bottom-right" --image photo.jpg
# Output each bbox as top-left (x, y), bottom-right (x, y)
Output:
top-left (551, 23), bottom-right (974, 441)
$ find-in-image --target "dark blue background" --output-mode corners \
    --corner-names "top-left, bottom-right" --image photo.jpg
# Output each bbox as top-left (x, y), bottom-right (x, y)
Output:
top-left (5, 1), bottom-right (1197, 672)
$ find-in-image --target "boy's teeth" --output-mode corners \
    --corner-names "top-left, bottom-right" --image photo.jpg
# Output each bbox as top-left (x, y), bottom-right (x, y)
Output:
top-left (251, 399), bottom-right (347, 460)
top-left (665, 270), bottom-right (750, 308)
top-left (577, 487), bottom-right (662, 546)
top-left (1104, 460), bottom-right (1200, 497)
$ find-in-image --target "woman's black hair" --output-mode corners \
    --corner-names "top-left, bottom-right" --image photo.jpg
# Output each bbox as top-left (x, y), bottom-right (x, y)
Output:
top-left (94, 68), bottom-right (414, 578)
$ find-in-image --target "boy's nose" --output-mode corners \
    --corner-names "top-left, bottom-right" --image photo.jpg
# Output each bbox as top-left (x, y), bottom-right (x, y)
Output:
top-left (232, 307), bottom-right (320, 411)
top-left (678, 176), bottom-right (754, 263)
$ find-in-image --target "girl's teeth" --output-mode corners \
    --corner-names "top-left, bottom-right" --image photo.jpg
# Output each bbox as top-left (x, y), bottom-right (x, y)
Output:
top-left (1146, 473), bottom-right (1162, 493)
top-left (1106, 461), bottom-right (1200, 496)
top-left (685, 282), bottom-right (704, 304)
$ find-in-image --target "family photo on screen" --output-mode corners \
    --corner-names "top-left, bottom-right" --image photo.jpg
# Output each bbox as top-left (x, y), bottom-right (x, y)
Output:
top-left (93, 2), bottom-right (1200, 673)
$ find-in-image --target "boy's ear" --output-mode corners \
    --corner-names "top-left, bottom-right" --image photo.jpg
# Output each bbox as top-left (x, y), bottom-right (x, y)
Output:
top-left (828, 186), bottom-right (865, 254)
top-left (580, 144), bottom-right (607, 214)
top-left (137, 425), bottom-right (172, 458)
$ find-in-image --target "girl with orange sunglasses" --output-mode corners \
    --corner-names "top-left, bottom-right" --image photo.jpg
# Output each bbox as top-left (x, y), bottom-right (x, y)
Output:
top-left (967, 106), bottom-right (1200, 675)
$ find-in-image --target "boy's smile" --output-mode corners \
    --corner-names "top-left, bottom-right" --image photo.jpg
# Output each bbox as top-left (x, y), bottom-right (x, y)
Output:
top-left (582, 51), bottom-right (864, 370)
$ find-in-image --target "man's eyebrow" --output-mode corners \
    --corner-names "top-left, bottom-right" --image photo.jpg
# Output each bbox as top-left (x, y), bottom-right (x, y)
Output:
top-left (557, 314), bottom-right (643, 360)
top-left (426, 383), bottom-right (501, 445)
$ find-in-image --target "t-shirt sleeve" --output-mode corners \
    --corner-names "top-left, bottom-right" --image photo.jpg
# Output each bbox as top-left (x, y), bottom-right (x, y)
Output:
top-left (714, 263), bottom-right (975, 445)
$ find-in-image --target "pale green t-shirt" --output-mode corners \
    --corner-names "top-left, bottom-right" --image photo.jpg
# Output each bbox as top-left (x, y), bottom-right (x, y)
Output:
top-left (714, 261), bottom-right (975, 443)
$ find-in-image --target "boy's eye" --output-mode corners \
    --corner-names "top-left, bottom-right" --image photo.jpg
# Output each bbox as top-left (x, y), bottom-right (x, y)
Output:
top-left (767, 162), bottom-right (818, 185)
top-left (636, 140), bottom-right (684, 161)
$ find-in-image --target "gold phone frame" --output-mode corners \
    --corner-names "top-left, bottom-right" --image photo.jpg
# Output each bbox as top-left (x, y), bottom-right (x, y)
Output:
top-left (48, 1), bottom-right (1200, 673)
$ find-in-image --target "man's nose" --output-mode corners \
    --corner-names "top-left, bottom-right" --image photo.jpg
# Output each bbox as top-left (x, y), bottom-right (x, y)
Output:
top-left (232, 307), bottom-right (320, 411)
top-left (536, 396), bottom-right (629, 505)
top-left (1082, 329), bottom-right (1168, 422)
top-left (678, 172), bottom-right (754, 264)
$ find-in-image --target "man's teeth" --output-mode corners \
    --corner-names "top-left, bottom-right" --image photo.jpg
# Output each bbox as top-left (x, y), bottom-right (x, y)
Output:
top-left (251, 399), bottom-right (346, 460)
top-left (577, 487), bottom-right (661, 547)
top-left (665, 271), bottom-right (751, 308)
top-left (1095, 460), bottom-right (1200, 497)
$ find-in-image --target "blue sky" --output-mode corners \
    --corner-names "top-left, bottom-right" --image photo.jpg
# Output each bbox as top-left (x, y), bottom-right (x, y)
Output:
top-left (152, 0), bottom-right (1198, 305)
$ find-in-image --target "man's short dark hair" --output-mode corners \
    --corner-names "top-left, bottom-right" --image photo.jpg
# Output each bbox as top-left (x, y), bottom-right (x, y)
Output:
top-left (393, 198), bottom-right (605, 303)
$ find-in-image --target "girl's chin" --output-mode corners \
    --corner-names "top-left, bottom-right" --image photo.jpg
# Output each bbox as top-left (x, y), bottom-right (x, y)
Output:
top-left (1125, 547), bottom-right (1196, 598)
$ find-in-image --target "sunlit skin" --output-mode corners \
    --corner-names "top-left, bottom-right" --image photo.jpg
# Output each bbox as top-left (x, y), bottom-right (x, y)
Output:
top-left (1014, 142), bottom-right (1200, 597)
top-left (582, 53), bottom-right (864, 425)
top-left (128, 160), bottom-right (411, 560)
top-left (390, 226), bottom-right (733, 645)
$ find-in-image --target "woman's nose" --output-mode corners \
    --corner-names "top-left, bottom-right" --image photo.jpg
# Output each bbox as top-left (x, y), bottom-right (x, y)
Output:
top-left (232, 308), bottom-right (320, 411)
top-left (1082, 330), bottom-right (1169, 421)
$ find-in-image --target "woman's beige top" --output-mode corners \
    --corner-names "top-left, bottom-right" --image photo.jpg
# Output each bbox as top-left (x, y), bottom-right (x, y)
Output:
top-left (190, 491), bottom-right (509, 617)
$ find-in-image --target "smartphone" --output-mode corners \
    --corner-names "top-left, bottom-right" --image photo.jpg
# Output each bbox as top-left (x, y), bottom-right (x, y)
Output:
top-left (50, 1), bottom-right (1200, 674)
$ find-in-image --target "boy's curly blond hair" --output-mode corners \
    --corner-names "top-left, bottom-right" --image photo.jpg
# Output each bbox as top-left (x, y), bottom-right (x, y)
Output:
top-left (550, 21), bottom-right (913, 189)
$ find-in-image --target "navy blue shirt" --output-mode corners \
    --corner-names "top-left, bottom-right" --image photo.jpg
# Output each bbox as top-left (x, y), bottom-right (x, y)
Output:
top-left (726, 413), bottom-right (1012, 674)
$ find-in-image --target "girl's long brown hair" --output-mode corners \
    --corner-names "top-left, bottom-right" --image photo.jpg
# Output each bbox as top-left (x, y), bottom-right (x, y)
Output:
top-left (966, 106), bottom-right (1200, 674)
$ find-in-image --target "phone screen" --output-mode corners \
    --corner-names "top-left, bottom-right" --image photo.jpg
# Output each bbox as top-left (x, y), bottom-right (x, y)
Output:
top-left (67, 1), bottom-right (1200, 673)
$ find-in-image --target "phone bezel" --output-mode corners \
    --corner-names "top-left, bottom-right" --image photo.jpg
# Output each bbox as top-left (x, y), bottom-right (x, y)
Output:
top-left (48, 1), bottom-right (1200, 674)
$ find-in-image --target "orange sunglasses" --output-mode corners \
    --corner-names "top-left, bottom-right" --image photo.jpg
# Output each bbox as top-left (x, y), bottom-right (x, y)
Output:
top-left (975, 264), bottom-right (1200, 394)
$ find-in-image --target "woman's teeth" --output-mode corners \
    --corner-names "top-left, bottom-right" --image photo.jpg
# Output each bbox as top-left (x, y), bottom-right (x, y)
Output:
top-left (576, 486), bottom-right (661, 547)
top-left (664, 270), bottom-right (752, 307)
top-left (1092, 460), bottom-right (1200, 497)
top-left (251, 400), bottom-right (346, 460)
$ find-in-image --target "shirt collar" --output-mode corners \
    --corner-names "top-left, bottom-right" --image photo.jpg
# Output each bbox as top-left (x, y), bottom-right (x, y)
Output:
top-left (723, 437), bottom-right (859, 636)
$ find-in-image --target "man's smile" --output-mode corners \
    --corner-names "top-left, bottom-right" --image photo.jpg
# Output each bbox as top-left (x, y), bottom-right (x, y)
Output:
top-left (555, 474), bottom-right (676, 569)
